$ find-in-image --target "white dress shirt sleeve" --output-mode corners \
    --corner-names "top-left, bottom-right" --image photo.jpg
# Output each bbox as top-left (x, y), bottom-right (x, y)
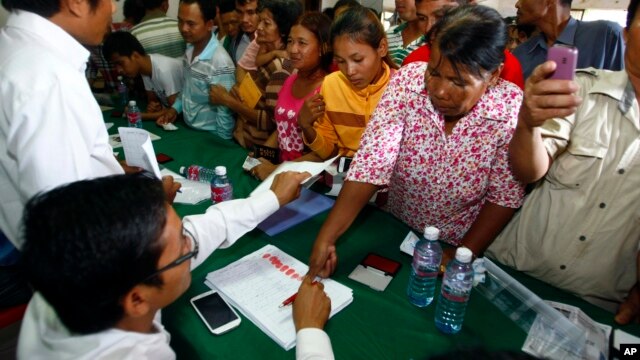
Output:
top-left (295, 328), bottom-right (335, 360)
top-left (183, 190), bottom-right (280, 269)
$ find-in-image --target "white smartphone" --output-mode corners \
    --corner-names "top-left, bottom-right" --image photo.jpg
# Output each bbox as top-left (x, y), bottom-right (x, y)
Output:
top-left (190, 290), bottom-right (241, 335)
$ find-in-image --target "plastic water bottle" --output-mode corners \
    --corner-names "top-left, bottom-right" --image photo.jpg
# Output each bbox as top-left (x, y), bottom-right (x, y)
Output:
top-left (116, 76), bottom-right (128, 108)
top-left (126, 101), bottom-right (142, 128)
top-left (435, 247), bottom-right (474, 334)
top-left (211, 166), bottom-right (233, 203)
top-left (407, 226), bottom-right (442, 307)
top-left (180, 165), bottom-right (217, 183)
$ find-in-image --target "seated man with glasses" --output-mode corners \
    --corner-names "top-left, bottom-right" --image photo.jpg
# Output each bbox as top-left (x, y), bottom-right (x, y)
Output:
top-left (16, 171), bottom-right (312, 359)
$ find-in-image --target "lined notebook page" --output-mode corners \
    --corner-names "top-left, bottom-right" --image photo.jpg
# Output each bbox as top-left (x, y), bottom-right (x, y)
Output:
top-left (205, 244), bottom-right (353, 350)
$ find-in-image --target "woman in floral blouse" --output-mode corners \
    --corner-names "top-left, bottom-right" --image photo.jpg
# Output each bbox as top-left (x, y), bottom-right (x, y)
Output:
top-left (308, 5), bottom-right (525, 277)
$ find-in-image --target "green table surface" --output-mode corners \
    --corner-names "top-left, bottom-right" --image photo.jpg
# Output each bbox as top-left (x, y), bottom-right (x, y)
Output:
top-left (106, 113), bottom-right (640, 359)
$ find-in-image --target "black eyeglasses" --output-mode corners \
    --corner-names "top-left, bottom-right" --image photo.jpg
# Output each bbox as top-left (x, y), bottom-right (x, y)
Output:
top-left (142, 227), bottom-right (199, 283)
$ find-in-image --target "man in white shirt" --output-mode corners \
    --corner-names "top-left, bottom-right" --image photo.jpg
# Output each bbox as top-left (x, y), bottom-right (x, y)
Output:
top-left (18, 172), bottom-right (336, 359)
top-left (0, 0), bottom-right (126, 309)
top-left (103, 31), bottom-right (184, 120)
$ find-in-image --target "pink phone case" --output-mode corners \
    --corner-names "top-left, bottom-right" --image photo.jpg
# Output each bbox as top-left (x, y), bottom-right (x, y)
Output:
top-left (547, 45), bottom-right (578, 80)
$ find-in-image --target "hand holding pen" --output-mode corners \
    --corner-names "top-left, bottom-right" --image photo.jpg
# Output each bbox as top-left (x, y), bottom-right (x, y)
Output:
top-left (279, 277), bottom-right (322, 307)
top-left (291, 276), bottom-right (331, 332)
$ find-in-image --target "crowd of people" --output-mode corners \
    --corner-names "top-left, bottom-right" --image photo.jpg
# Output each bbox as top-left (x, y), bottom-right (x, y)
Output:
top-left (0, 0), bottom-right (638, 358)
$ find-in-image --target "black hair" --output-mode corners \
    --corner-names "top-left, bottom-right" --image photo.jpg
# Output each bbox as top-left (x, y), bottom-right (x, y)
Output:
top-left (180, 0), bottom-right (218, 22)
top-left (559, 0), bottom-right (572, 7)
top-left (292, 12), bottom-right (333, 72)
top-left (330, 5), bottom-right (398, 69)
top-left (333, 0), bottom-right (359, 13)
top-left (103, 30), bottom-right (147, 59)
top-left (322, 7), bottom-right (335, 20)
top-left (142, 0), bottom-right (165, 10)
top-left (236, 0), bottom-right (256, 7)
top-left (124, 0), bottom-right (146, 25)
top-left (2, 0), bottom-right (100, 17)
top-left (367, 7), bottom-right (380, 19)
top-left (258, 0), bottom-right (302, 44)
top-left (628, 0), bottom-right (640, 28)
top-left (427, 5), bottom-right (506, 80)
top-left (21, 174), bottom-right (168, 334)
top-left (219, 0), bottom-right (237, 15)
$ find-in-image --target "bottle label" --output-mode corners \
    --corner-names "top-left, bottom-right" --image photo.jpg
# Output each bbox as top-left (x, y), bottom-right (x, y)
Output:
top-left (211, 184), bottom-right (233, 203)
top-left (187, 167), bottom-right (200, 181)
top-left (441, 290), bottom-right (469, 303)
top-left (127, 112), bottom-right (141, 127)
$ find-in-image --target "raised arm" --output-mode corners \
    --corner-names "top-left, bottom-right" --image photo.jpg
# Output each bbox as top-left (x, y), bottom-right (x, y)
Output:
top-left (509, 61), bottom-right (581, 183)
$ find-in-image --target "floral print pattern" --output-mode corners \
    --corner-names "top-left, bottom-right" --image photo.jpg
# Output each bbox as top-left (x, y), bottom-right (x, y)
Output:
top-left (347, 62), bottom-right (525, 244)
top-left (274, 74), bottom-right (320, 162)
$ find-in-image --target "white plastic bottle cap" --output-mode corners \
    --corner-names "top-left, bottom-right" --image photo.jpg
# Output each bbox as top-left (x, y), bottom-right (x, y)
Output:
top-left (423, 226), bottom-right (440, 241)
top-left (455, 247), bottom-right (473, 263)
top-left (179, 166), bottom-right (186, 174)
top-left (214, 166), bottom-right (227, 176)
top-left (128, 100), bottom-right (136, 107)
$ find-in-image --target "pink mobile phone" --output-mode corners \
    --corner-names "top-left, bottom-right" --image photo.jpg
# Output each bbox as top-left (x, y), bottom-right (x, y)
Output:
top-left (547, 45), bottom-right (578, 80)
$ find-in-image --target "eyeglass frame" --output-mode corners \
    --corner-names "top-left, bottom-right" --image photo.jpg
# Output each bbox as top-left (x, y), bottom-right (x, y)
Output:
top-left (142, 227), bottom-right (199, 283)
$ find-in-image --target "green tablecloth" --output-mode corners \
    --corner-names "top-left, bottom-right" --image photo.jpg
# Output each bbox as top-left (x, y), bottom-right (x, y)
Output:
top-left (106, 114), bottom-right (640, 359)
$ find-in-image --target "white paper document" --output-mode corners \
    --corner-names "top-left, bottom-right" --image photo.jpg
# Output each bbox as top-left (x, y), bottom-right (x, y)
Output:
top-left (118, 127), bottom-right (162, 178)
top-left (109, 131), bottom-right (160, 149)
top-left (159, 168), bottom-right (210, 205)
top-left (205, 244), bottom-right (353, 350)
top-left (523, 301), bottom-right (611, 360)
top-left (250, 156), bottom-right (339, 197)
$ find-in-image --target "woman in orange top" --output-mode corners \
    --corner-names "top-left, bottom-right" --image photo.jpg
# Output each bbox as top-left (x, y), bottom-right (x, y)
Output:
top-left (299, 6), bottom-right (398, 160)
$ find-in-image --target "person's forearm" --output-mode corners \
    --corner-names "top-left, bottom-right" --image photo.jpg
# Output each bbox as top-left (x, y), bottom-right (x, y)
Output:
top-left (140, 111), bottom-right (169, 120)
top-left (302, 125), bottom-right (317, 144)
top-left (459, 201), bottom-right (517, 257)
top-left (314, 181), bottom-right (378, 246)
top-left (509, 119), bottom-right (552, 183)
top-left (302, 126), bottom-right (338, 160)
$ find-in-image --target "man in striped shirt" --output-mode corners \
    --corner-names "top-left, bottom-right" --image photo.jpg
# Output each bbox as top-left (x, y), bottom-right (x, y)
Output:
top-left (157, 0), bottom-right (236, 139)
top-left (385, 0), bottom-right (427, 66)
top-left (131, 0), bottom-right (186, 58)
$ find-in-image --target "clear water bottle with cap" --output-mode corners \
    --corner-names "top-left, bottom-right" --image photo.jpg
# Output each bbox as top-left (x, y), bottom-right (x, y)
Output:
top-left (435, 247), bottom-right (474, 334)
top-left (116, 76), bottom-right (128, 108)
top-left (211, 166), bottom-right (233, 204)
top-left (180, 165), bottom-right (216, 183)
top-left (126, 100), bottom-right (142, 128)
top-left (407, 226), bottom-right (442, 307)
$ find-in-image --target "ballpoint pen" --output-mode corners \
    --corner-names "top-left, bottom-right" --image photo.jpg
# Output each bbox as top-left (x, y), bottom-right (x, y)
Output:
top-left (278, 279), bottom-right (321, 308)
top-left (279, 292), bottom-right (297, 308)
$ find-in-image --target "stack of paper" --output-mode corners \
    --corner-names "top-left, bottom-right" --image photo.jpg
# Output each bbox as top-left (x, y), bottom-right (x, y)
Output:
top-left (205, 244), bottom-right (353, 350)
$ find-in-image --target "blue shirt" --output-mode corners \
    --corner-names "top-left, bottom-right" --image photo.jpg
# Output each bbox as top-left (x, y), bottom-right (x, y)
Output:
top-left (173, 35), bottom-right (236, 139)
top-left (513, 17), bottom-right (625, 79)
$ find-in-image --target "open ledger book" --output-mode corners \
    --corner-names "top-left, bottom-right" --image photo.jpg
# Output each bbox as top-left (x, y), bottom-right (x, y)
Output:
top-left (205, 245), bottom-right (353, 350)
